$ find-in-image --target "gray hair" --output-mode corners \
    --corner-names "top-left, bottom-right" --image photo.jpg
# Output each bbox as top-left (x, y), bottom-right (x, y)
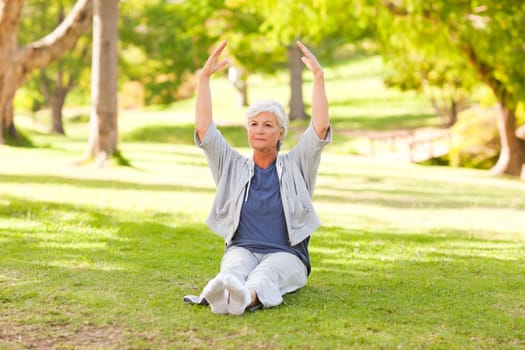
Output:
top-left (245, 100), bottom-right (289, 150)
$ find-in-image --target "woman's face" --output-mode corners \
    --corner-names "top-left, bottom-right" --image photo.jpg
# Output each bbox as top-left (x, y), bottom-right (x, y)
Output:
top-left (247, 112), bottom-right (284, 153)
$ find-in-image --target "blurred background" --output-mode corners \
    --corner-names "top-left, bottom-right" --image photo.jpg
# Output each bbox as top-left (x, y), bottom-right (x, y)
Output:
top-left (7, 0), bottom-right (525, 178)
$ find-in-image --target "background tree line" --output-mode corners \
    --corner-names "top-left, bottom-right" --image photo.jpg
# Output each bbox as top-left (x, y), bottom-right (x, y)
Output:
top-left (3, 0), bottom-right (524, 178)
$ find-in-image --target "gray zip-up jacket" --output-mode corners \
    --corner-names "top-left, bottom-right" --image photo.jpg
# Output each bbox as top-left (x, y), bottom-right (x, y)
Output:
top-left (195, 122), bottom-right (332, 246)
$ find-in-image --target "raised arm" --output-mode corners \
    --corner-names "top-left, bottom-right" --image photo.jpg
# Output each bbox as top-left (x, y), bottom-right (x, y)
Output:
top-left (297, 40), bottom-right (330, 140)
top-left (195, 40), bottom-right (229, 141)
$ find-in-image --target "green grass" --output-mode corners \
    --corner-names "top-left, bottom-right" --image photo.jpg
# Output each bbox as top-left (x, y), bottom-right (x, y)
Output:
top-left (1, 55), bottom-right (524, 349)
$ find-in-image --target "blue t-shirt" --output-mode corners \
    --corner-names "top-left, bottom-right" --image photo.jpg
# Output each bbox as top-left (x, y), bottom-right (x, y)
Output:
top-left (230, 161), bottom-right (311, 274)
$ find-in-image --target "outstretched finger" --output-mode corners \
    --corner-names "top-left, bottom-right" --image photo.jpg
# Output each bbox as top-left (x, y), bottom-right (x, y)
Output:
top-left (203, 40), bottom-right (229, 75)
top-left (296, 40), bottom-right (314, 59)
top-left (296, 40), bottom-right (321, 71)
top-left (299, 56), bottom-right (311, 71)
top-left (205, 40), bottom-right (227, 66)
top-left (211, 40), bottom-right (227, 58)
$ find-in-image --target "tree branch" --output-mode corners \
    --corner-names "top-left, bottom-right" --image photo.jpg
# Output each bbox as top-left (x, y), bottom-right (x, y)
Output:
top-left (17, 0), bottom-right (93, 71)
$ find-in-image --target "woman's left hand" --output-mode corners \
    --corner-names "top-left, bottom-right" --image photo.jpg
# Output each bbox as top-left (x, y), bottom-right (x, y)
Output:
top-left (296, 40), bottom-right (329, 139)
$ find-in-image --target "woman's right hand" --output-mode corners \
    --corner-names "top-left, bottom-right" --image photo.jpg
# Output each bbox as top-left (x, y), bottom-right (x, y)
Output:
top-left (200, 40), bottom-right (229, 79)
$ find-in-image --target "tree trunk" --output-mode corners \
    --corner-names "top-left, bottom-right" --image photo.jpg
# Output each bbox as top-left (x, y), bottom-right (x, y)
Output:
top-left (38, 4), bottom-right (88, 135)
top-left (0, 81), bottom-right (19, 144)
top-left (448, 99), bottom-right (458, 127)
top-left (86, 0), bottom-right (119, 167)
top-left (287, 44), bottom-right (306, 121)
top-left (462, 44), bottom-right (525, 178)
top-left (0, 0), bottom-right (92, 144)
top-left (489, 103), bottom-right (525, 177)
top-left (50, 91), bottom-right (67, 134)
top-left (236, 82), bottom-right (248, 107)
top-left (0, 0), bottom-right (25, 143)
top-left (228, 65), bottom-right (249, 107)
top-left (40, 68), bottom-right (69, 135)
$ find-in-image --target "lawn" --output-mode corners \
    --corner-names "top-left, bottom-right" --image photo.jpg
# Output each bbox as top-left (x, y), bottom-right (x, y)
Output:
top-left (1, 54), bottom-right (524, 349)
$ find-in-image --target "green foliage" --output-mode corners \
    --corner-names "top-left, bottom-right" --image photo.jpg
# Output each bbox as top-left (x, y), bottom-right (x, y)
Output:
top-left (467, 1), bottom-right (525, 105)
top-left (19, 0), bottom-right (81, 44)
top-left (253, 0), bottom-right (369, 44)
top-left (449, 108), bottom-right (500, 169)
top-left (376, 0), bottom-right (525, 110)
top-left (119, 0), bottom-right (223, 105)
top-left (14, 86), bottom-right (45, 112)
top-left (377, 1), bottom-right (479, 115)
top-left (518, 103), bottom-right (525, 134)
top-left (213, 6), bottom-right (287, 74)
top-left (219, 0), bottom-right (372, 78)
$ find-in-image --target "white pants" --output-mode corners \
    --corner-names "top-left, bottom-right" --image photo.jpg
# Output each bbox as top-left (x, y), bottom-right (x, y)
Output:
top-left (213, 246), bottom-right (308, 308)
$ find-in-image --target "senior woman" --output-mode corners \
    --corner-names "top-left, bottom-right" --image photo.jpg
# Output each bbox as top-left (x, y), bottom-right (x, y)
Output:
top-left (192, 40), bottom-right (331, 315)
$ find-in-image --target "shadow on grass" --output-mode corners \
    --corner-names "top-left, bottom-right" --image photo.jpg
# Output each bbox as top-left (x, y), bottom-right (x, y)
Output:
top-left (0, 174), bottom-right (215, 194)
top-left (315, 170), bottom-right (525, 210)
top-left (4, 129), bottom-right (36, 148)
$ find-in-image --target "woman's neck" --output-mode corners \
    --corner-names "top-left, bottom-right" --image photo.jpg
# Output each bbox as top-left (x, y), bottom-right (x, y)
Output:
top-left (252, 150), bottom-right (277, 169)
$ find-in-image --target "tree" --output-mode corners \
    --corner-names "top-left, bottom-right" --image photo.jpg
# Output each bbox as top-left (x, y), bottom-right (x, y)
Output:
top-left (218, 0), bottom-right (368, 120)
top-left (381, 39), bottom-right (476, 127)
top-left (0, 0), bottom-right (92, 144)
top-left (23, 1), bottom-right (92, 134)
top-left (377, 1), bottom-right (525, 178)
top-left (118, 0), bottom-right (223, 106)
top-left (211, 4), bottom-right (285, 108)
top-left (85, 0), bottom-right (118, 167)
top-left (40, 39), bottom-right (90, 134)
top-left (19, 0), bottom-right (91, 135)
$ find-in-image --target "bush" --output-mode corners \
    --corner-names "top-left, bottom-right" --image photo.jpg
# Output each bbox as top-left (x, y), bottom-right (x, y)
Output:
top-left (448, 107), bottom-right (500, 170)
